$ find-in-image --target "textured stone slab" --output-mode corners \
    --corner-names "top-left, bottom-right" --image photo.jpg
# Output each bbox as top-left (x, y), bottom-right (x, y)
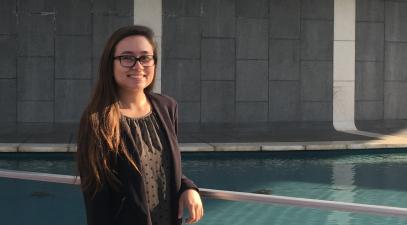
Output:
top-left (269, 39), bottom-right (300, 81)
top-left (236, 60), bottom-right (268, 101)
top-left (385, 1), bottom-right (407, 42)
top-left (212, 143), bottom-right (261, 151)
top-left (56, 36), bottom-right (92, 79)
top-left (302, 0), bottom-right (333, 20)
top-left (355, 61), bottom-right (383, 101)
top-left (179, 143), bottom-right (214, 152)
top-left (55, 80), bottom-right (92, 122)
top-left (236, 102), bottom-right (268, 122)
top-left (17, 57), bottom-right (53, 101)
top-left (18, 143), bottom-right (69, 152)
top-left (178, 102), bottom-right (200, 123)
top-left (301, 20), bottom-right (333, 60)
top-left (56, 0), bottom-right (91, 35)
top-left (262, 145), bottom-right (304, 151)
top-left (201, 81), bottom-right (235, 123)
top-left (162, 59), bottom-right (200, 101)
top-left (356, 101), bottom-right (383, 120)
top-left (301, 61), bottom-right (333, 101)
top-left (269, 0), bottom-right (300, 38)
top-left (356, 22), bottom-right (384, 61)
top-left (18, 13), bottom-right (54, 56)
top-left (385, 42), bottom-right (407, 81)
top-left (201, 39), bottom-right (235, 80)
top-left (17, 101), bottom-right (53, 123)
top-left (0, 79), bottom-right (16, 122)
top-left (356, 0), bottom-right (384, 22)
top-left (163, 17), bottom-right (201, 59)
top-left (236, 18), bottom-right (268, 59)
top-left (302, 101), bottom-right (333, 121)
top-left (0, 36), bottom-right (16, 78)
top-left (0, 143), bottom-right (18, 152)
top-left (202, 0), bottom-right (235, 37)
top-left (236, 0), bottom-right (268, 18)
top-left (269, 81), bottom-right (301, 122)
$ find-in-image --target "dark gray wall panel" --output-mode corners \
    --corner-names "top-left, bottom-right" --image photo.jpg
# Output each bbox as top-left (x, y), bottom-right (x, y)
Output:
top-left (356, 0), bottom-right (384, 22)
top-left (92, 0), bottom-right (133, 15)
top-left (201, 81), bottom-right (235, 122)
top-left (302, 102), bottom-right (332, 121)
top-left (236, 60), bottom-right (268, 101)
top-left (301, 0), bottom-right (333, 20)
top-left (385, 42), bottom-right (407, 81)
top-left (179, 102), bottom-right (201, 123)
top-left (269, 81), bottom-right (301, 121)
top-left (56, 36), bottom-right (91, 79)
top-left (385, 1), bottom-right (407, 42)
top-left (92, 14), bottom-right (133, 58)
top-left (18, 13), bottom-right (54, 56)
top-left (17, 57), bottom-right (53, 101)
top-left (269, 0), bottom-right (300, 39)
top-left (237, 18), bottom-right (268, 60)
top-left (356, 101), bottom-right (383, 120)
top-left (269, 39), bottom-right (300, 81)
top-left (301, 61), bottom-right (333, 101)
top-left (202, 0), bottom-right (235, 37)
top-left (0, 36), bottom-right (16, 78)
top-left (163, 17), bottom-right (201, 59)
top-left (0, 79), bottom-right (16, 122)
top-left (236, 102), bottom-right (268, 122)
top-left (356, 22), bottom-right (384, 61)
top-left (301, 20), bottom-right (333, 60)
top-left (236, 0), bottom-right (268, 18)
top-left (164, 0), bottom-right (202, 17)
top-left (356, 61), bottom-right (384, 101)
top-left (56, 0), bottom-right (91, 35)
top-left (17, 101), bottom-right (53, 122)
top-left (55, 80), bottom-right (91, 122)
top-left (201, 39), bottom-right (235, 80)
top-left (384, 82), bottom-right (407, 119)
top-left (163, 59), bottom-right (200, 101)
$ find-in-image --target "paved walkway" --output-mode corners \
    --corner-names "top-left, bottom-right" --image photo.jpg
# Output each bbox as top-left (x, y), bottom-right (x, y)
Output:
top-left (1, 120), bottom-right (407, 152)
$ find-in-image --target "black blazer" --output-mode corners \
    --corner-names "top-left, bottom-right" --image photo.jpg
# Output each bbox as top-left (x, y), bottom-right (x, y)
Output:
top-left (82, 93), bottom-right (198, 225)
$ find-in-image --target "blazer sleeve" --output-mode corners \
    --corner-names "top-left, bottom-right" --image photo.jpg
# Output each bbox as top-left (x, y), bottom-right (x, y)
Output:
top-left (82, 182), bottom-right (114, 225)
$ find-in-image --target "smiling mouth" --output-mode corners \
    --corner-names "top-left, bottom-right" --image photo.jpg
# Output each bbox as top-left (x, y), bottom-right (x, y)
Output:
top-left (127, 74), bottom-right (146, 79)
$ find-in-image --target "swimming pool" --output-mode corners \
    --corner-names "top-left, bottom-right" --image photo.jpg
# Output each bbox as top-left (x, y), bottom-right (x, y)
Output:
top-left (1, 150), bottom-right (407, 225)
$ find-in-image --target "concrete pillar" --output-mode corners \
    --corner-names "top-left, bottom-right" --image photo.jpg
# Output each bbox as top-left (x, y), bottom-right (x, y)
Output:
top-left (134, 0), bottom-right (162, 93)
top-left (333, 0), bottom-right (356, 130)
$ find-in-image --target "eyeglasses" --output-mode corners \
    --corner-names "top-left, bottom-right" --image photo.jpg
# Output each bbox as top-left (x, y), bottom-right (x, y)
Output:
top-left (113, 55), bottom-right (155, 68)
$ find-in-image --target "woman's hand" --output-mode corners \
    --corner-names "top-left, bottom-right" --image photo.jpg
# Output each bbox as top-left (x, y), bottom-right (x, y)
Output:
top-left (178, 189), bottom-right (204, 224)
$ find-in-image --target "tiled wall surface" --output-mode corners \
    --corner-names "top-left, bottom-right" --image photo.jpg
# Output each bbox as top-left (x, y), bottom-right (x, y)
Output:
top-left (1, 0), bottom-right (407, 123)
top-left (0, 0), bottom-right (133, 122)
top-left (162, 0), bottom-right (334, 123)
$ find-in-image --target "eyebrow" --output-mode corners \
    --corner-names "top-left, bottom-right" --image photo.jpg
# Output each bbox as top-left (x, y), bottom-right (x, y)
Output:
top-left (119, 50), bottom-right (151, 55)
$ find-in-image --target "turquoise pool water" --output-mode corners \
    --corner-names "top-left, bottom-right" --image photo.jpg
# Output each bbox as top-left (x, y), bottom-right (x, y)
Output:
top-left (1, 150), bottom-right (407, 225)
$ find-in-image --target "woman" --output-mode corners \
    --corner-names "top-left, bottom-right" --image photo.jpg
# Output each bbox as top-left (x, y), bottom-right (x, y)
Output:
top-left (77, 25), bottom-right (203, 225)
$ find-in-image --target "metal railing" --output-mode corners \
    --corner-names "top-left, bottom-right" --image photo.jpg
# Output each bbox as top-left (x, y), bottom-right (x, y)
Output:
top-left (1, 168), bottom-right (407, 218)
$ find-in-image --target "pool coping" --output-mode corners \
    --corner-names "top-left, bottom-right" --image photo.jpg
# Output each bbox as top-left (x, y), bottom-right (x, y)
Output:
top-left (1, 140), bottom-right (407, 153)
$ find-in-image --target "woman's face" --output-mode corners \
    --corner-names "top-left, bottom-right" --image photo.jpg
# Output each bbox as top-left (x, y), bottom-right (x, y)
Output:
top-left (113, 35), bottom-right (155, 93)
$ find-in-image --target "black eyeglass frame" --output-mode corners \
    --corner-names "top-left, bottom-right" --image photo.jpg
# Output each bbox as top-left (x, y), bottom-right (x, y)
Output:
top-left (113, 55), bottom-right (156, 68)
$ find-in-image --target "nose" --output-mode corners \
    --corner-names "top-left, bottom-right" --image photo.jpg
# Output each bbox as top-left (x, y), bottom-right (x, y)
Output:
top-left (131, 60), bottom-right (143, 70)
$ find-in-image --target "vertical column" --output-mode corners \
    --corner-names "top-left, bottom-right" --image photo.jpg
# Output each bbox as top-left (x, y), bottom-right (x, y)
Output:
top-left (134, 0), bottom-right (162, 93)
top-left (333, 0), bottom-right (356, 130)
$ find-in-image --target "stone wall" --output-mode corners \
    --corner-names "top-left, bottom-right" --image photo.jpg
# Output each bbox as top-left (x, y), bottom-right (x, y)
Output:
top-left (0, 0), bottom-right (133, 122)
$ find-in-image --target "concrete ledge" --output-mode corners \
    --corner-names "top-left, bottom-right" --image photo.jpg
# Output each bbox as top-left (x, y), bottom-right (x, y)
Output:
top-left (18, 144), bottom-right (69, 152)
top-left (0, 141), bottom-right (406, 153)
top-left (180, 143), bottom-right (214, 152)
top-left (0, 143), bottom-right (19, 152)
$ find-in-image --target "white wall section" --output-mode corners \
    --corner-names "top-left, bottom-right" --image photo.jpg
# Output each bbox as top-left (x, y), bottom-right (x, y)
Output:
top-left (333, 0), bottom-right (356, 131)
top-left (134, 0), bottom-right (162, 93)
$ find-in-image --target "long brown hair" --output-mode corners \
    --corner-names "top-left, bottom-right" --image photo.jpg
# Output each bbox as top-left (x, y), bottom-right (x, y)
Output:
top-left (77, 25), bottom-right (158, 194)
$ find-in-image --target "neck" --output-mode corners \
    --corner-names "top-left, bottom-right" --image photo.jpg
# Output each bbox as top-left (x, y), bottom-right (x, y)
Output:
top-left (118, 89), bottom-right (148, 109)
